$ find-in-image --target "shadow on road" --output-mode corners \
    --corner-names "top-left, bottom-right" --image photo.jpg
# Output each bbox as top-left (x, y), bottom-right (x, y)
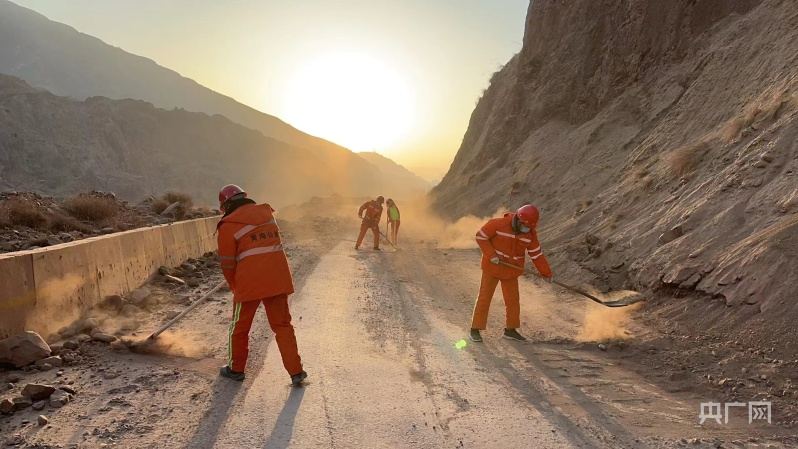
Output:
top-left (262, 386), bottom-right (306, 449)
top-left (185, 377), bottom-right (243, 449)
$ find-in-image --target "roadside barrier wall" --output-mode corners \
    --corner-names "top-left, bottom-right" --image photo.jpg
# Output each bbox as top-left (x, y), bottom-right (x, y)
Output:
top-left (0, 217), bottom-right (220, 339)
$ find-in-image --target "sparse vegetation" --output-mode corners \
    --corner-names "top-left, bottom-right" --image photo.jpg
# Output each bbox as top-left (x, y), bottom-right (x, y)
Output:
top-left (48, 214), bottom-right (91, 233)
top-left (63, 195), bottom-right (119, 222)
top-left (3, 199), bottom-right (49, 229)
top-left (666, 140), bottom-right (710, 179)
top-left (150, 198), bottom-right (170, 215)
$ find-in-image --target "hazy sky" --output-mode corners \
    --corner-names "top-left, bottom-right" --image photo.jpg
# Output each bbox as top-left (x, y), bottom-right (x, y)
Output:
top-left (13, 0), bottom-right (528, 179)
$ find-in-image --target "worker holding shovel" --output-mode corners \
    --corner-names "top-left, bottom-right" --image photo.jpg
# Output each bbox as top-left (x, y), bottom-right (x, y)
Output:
top-left (386, 198), bottom-right (400, 245)
top-left (215, 184), bottom-right (307, 386)
top-left (355, 196), bottom-right (384, 250)
top-left (470, 205), bottom-right (553, 342)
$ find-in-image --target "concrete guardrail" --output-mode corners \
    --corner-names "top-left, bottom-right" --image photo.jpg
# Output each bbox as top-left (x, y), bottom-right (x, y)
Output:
top-left (0, 216), bottom-right (220, 339)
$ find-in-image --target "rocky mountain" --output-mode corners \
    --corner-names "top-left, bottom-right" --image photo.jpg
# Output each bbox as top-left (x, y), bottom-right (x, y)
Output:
top-left (0, 0), bottom-right (429, 200)
top-left (432, 0), bottom-right (798, 348)
top-left (0, 74), bottom-right (418, 206)
top-left (357, 152), bottom-right (432, 197)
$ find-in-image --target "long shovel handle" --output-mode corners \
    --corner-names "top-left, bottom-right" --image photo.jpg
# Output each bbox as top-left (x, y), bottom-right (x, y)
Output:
top-left (378, 229), bottom-right (398, 250)
top-left (497, 260), bottom-right (606, 305)
top-left (148, 280), bottom-right (226, 339)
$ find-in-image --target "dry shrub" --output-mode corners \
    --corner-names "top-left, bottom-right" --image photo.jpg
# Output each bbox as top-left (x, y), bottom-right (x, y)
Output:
top-left (159, 191), bottom-right (194, 219)
top-left (63, 196), bottom-right (118, 222)
top-left (163, 191), bottom-right (193, 210)
top-left (722, 117), bottom-right (745, 142)
top-left (4, 199), bottom-right (49, 229)
top-left (150, 198), bottom-right (170, 215)
top-left (666, 141), bottom-right (709, 179)
top-left (49, 214), bottom-right (91, 233)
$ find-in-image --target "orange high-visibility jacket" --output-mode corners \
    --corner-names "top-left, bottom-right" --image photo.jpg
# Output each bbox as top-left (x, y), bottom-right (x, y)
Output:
top-left (217, 203), bottom-right (294, 302)
top-left (359, 200), bottom-right (383, 227)
top-left (475, 213), bottom-right (552, 280)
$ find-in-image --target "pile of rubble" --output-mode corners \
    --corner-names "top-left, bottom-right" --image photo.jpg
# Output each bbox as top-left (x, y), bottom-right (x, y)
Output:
top-left (0, 332), bottom-right (78, 420)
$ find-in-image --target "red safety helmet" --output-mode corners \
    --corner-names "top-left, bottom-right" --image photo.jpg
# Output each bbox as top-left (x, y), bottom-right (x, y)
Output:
top-left (218, 184), bottom-right (247, 211)
top-left (376, 196), bottom-right (385, 204)
top-left (516, 205), bottom-right (540, 228)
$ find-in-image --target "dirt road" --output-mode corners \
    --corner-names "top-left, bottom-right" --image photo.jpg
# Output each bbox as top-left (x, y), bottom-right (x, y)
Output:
top-left (2, 224), bottom-right (795, 448)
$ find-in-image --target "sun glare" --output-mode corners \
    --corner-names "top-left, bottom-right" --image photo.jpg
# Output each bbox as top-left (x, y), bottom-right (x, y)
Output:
top-left (282, 52), bottom-right (415, 152)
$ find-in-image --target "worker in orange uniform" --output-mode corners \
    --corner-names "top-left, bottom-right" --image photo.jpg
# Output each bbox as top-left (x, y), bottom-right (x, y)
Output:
top-left (355, 196), bottom-right (384, 250)
top-left (386, 198), bottom-right (401, 245)
top-left (215, 184), bottom-right (307, 386)
top-left (470, 205), bottom-right (553, 342)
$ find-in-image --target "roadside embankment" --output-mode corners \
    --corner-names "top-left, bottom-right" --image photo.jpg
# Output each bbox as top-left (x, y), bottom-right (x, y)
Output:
top-left (0, 217), bottom-right (219, 339)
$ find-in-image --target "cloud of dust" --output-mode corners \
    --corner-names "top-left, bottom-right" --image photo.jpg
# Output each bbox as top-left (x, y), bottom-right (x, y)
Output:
top-left (400, 197), bottom-right (509, 249)
top-left (576, 299), bottom-right (643, 342)
top-left (25, 273), bottom-right (88, 335)
top-left (125, 330), bottom-right (208, 358)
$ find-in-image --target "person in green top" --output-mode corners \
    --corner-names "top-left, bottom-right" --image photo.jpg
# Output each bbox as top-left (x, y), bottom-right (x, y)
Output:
top-left (386, 198), bottom-right (401, 245)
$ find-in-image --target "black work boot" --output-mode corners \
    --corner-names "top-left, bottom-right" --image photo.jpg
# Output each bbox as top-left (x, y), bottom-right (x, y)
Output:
top-left (219, 365), bottom-right (245, 381)
top-left (373, 247), bottom-right (382, 251)
top-left (469, 328), bottom-right (483, 342)
top-left (291, 370), bottom-right (308, 387)
top-left (503, 328), bottom-right (527, 341)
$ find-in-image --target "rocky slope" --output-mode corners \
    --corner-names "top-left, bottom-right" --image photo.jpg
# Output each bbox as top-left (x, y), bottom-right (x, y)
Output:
top-left (0, 74), bottom-right (422, 205)
top-left (0, 0), bottom-right (429, 199)
top-left (432, 0), bottom-right (798, 351)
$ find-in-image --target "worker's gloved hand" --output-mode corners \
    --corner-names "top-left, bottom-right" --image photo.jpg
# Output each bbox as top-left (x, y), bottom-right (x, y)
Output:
top-left (547, 276), bottom-right (554, 283)
top-left (490, 256), bottom-right (500, 264)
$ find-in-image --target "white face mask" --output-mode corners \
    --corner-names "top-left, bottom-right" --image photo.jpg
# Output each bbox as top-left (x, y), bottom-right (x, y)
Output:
top-left (519, 224), bottom-right (531, 234)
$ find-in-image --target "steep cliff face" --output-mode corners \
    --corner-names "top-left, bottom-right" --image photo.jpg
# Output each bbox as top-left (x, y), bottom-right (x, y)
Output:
top-left (433, 0), bottom-right (798, 344)
top-left (0, 74), bottom-right (423, 206)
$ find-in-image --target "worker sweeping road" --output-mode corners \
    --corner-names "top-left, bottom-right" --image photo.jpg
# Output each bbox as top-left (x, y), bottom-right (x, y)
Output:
top-left (355, 196), bottom-right (384, 250)
top-left (386, 198), bottom-right (401, 245)
top-left (215, 184), bottom-right (307, 386)
top-left (470, 205), bottom-right (553, 342)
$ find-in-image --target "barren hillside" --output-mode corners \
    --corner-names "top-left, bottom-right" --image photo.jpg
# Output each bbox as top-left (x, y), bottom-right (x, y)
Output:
top-left (0, 0), bottom-right (424, 196)
top-left (0, 74), bottom-right (423, 205)
top-left (432, 0), bottom-right (798, 352)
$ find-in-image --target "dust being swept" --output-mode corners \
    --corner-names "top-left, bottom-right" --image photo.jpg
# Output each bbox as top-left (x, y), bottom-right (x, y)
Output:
top-left (577, 300), bottom-right (643, 342)
top-left (124, 331), bottom-right (208, 358)
top-left (25, 273), bottom-right (87, 335)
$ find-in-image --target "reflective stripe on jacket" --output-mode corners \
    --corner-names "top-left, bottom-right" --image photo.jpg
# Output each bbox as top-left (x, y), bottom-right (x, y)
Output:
top-left (217, 203), bottom-right (295, 302)
top-left (475, 213), bottom-right (552, 280)
top-left (359, 200), bottom-right (383, 225)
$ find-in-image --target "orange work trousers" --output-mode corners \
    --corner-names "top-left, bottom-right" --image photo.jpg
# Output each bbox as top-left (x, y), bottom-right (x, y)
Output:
top-left (471, 271), bottom-right (521, 330)
top-left (389, 220), bottom-right (400, 245)
top-left (356, 221), bottom-right (379, 248)
top-left (228, 294), bottom-right (302, 376)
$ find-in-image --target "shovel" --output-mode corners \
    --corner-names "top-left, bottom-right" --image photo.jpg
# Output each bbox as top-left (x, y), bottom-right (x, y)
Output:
top-left (378, 229), bottom-right (399, 250)
top-left (130, 281), bottom-right (226, 350)
top-left (498, 261), bottom-right (644, 307)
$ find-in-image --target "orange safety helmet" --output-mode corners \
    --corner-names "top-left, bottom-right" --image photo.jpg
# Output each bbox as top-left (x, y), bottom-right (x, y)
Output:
top-left (516, 205), bottom-right (540, 228)
top-left (219, 184), bottom-right (247, 211)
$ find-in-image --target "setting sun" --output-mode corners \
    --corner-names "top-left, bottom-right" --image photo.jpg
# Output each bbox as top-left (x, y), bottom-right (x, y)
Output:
top-left (282, 52), bottom-right (416, 152)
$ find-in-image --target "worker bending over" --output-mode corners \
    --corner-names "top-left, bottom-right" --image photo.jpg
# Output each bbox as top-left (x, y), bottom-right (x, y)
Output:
top-left (216, 184), bottom-right (307, 386)
top-left (470, 205), bottom-right (553, 342)
top-left (356, 196), bottom-right (384, 250)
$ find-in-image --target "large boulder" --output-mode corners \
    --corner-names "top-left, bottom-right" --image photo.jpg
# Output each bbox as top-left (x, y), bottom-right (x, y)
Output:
top-left (0, 332), bottom-right (51, 368)
top-left (21, 384), bottom-right (56, 401)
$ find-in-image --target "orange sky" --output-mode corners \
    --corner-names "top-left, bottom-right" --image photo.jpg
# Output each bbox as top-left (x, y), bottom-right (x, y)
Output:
top-left (13, 0), bottom-right (529, 181)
